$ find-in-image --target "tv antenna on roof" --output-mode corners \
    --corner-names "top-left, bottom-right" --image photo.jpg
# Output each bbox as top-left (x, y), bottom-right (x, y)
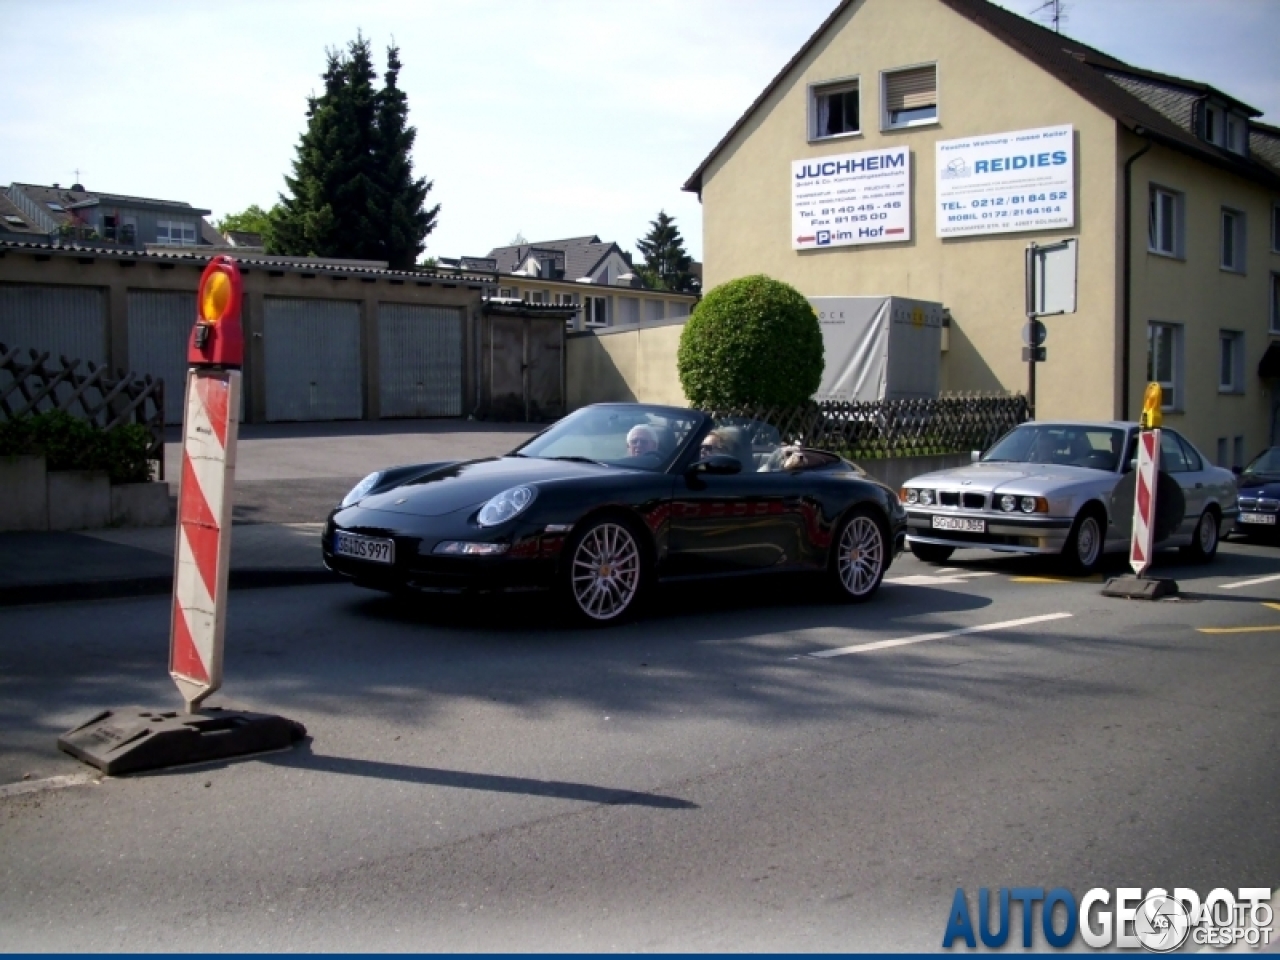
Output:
top-left (1030, 0), bottom-right (1067, 33)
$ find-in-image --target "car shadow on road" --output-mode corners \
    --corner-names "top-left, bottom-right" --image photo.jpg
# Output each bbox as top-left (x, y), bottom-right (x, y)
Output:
top-left (257, 739), bottom-right (697, 809)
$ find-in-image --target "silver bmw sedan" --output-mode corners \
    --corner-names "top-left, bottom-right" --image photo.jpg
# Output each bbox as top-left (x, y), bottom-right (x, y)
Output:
top-left (900, 421), bottom-right (1238, 574)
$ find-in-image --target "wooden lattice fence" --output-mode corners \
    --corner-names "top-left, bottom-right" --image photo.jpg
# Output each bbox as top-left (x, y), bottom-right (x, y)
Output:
top-left (699, 393), bottom-right (1030, 460)
top-left (0, 343), bottom-right (166, 477)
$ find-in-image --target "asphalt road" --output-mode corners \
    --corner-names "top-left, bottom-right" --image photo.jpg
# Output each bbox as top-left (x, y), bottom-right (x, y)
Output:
top-left (2, 541), bottom-right (1278, 950)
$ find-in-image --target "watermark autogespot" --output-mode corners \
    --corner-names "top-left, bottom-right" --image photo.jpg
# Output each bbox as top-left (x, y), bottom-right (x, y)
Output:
top-left (942, 886), bottom-right (1274, 951)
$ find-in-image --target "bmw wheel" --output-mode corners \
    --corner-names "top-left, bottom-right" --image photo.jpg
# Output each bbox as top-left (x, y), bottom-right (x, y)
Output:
top-left (1062, 508), bottom-right (1104, 575)
top-left (564, 518), bottom-right (647, 625)
top-left (1182, 509), bottom-right (1220, 563)
top-left (831, 507), bottom-right (889, 603)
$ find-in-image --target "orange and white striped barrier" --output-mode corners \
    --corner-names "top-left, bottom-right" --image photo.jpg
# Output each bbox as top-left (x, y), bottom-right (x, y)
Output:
top-left (1129, 428), bottom-right (1160, 577)
top-left (169, 368), bottom-right (240, 711)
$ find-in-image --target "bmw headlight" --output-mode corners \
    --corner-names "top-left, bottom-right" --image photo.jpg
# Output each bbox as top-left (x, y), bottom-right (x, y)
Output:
top-left (1000, 494), bottom-right (1017, 512)
top-left (918, 489), bottom-right (934, 506)
top-left (477, 485), bottom-right (537, 527)
top-left (1020, 496), bottom-right (1037, 514)
top-left (341, 472), bottom-right (382, 507)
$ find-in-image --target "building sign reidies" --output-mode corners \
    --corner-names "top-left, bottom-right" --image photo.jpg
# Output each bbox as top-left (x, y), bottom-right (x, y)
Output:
top-left (792, 146), bottom-right (911, 250)
top-left (936, 124), bottom-right (1074, 237)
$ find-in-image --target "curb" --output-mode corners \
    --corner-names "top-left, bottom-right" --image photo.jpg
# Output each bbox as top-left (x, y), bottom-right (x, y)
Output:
top-left (0, 569), bottom-right (342, 608)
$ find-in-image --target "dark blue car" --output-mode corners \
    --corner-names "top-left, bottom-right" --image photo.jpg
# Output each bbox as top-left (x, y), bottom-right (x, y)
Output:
top-left (1234, 447), bottom-right (1280, 539)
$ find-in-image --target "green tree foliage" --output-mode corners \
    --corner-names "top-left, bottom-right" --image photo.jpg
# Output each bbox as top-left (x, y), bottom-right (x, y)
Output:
top-left (636, 210), bottom-right (698, 292)
top-left (214, 204), bottom-right (275, 245)
top-left (270, 34), bottom-right (439, 268)
top-left (677, 275), bottom-right (823, 408)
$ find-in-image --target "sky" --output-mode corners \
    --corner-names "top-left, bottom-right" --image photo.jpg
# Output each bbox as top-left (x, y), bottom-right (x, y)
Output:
top-left (1, 1), bottom-right (1276, 264)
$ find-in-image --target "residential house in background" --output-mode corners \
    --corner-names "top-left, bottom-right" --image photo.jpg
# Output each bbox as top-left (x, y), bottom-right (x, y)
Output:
top-left (2, 182), bottom-right (220, 248)
top-left (681, 0), bottom-right (1280, 461)
top-left (440, 235), bottom-right (697, 329)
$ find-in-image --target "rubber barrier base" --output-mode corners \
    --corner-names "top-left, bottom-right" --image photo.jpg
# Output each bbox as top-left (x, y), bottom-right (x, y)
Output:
top-left (57, 706), bottom-right (307, 776)
top-left (1100, 575), bottom-right (1179, 601)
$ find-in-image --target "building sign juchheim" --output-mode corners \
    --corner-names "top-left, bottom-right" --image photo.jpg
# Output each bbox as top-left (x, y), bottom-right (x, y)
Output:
top-left (935, 124), bottom-right (1075, 237)
top-left (792, 145), bottom-right (911, 250)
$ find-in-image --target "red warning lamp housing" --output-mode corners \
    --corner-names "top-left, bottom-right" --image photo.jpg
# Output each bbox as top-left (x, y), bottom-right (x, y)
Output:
top-left (188, 255), bottom-right (244, 368)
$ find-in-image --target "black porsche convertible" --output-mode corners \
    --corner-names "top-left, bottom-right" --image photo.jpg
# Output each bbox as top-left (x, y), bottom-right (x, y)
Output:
top-left (323, 403), bottom-right (907, 624)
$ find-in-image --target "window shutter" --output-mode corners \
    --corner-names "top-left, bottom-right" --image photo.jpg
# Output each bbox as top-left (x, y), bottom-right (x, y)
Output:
top-left (884, 66), bottom-right (936, 111)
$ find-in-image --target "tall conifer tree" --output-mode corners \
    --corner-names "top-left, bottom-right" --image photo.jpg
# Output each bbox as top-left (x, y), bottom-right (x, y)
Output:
top-left (271, 34), bottom-right (438, 268)
top-left (636, 211), bottom-right (697, 292)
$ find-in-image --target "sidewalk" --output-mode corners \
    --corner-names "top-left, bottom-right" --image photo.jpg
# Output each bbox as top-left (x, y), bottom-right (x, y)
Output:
top-left (0, 419), bottom-right (537, 607)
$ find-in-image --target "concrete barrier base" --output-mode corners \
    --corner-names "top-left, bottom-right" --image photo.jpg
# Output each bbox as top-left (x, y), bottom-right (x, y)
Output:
top-left (110, 482), bottom-right (173, 527)
top-left (47, 471), bottom-right (111, 531)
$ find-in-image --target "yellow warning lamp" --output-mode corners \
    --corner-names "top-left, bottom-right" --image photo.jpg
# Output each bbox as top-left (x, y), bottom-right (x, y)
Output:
top-left (188, 256), bottom-right (244, 368)
top-left (1139, 382), bottom-right (1163, 430)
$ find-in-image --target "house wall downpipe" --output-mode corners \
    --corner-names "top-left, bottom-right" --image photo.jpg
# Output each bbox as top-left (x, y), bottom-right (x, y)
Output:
top-left (1122, 129), bottom-right (1151, 421)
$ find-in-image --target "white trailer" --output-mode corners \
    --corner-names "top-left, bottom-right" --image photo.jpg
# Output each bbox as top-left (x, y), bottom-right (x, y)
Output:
top-left (807, 296), bottom-right (944, 402)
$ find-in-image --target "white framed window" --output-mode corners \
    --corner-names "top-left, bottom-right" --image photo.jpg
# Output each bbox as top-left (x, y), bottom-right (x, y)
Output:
top-left (1219, 330), bottom-right (1244, 393)
top-left (1234, 435), bottom-right (1245, 471)
top-left (809, 78), bottom-right (860, 140)
top-left (156, 219), bottom-right (196, 246)
top-left (1221, 207), bottom-right (1246, 272)
top-left (1147, 321), bottom-right (1183, 410)
top-left (881, 64), bottom-right (937, 129)
top-left (497, 286), bottom-right (517, 299)
top-left (526, 290), bottom-right (545, 304)
top-left (1226, 114), bottom-right (1246, 155)
top-left (1148, 186), bottom-right (1184, 258)
top-left (1217, 437), bottom-right (1229, 467)
top-left (1271, 272), bottom-right (1280, 334)
top-left (553, 292), bottom-right (578, 306)
top-left (584, 296), bottom-right (608, 327)
top-left (1271, 202), bottom-right (1279, 253)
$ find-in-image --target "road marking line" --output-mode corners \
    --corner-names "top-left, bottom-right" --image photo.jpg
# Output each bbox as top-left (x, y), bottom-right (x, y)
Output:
top-left (0, 773), bottom-right (98, 799)
top-left (1012, 574), bottom-right (1105, 584)
top-left (886, 571), bottom-right (998, 586)
top-left (1198, 625), bottom-right (1280, 634)
top-left (1264, 603), bottom-right (1280, 613)
top-left (1219, 572), bottom-right (1280, 590)
top-left (809, 612), bottom-right (1074, 658)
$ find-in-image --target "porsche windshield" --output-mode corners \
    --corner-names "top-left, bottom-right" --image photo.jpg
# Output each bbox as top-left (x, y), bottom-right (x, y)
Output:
top-left (983, 424), bottom-right (1126, 471)
top-left (514, 406), bottom-right (701, 472)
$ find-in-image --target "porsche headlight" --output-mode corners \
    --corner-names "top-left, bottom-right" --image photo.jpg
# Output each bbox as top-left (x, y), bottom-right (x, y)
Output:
top-left (341, 471), bottom-right (382, 507)
top-left (477, 485), bottom-right (537, 527)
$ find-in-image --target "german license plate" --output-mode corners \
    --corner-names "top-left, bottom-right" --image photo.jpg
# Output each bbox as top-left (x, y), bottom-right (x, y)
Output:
top-left (932, 516), bottom-right (985, 533)
top-left (1239, 512), bottom-right (1276, 525)
top-left (334, 531), bottom-right (395, 564)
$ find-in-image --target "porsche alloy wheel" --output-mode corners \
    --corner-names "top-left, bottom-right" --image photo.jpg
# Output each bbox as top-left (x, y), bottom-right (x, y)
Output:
top-left (567, 520), bottom-right (644, 624)
top-left (833, 508), bottom-right (888, 602)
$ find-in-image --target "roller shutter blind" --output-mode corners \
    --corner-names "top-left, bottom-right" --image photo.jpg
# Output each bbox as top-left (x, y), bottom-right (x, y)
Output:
top-left (884, 66), bottom-right (936, 111)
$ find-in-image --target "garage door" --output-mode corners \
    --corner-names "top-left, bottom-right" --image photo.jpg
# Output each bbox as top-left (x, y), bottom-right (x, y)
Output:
top-left (128, 290), bottom-right (196, 424)
top-left (378, 303), bottom-right (463, 417)
top-left (263, 298), bottom-right (362, 421)
top-left (0, 284), bottom-right (107, 367)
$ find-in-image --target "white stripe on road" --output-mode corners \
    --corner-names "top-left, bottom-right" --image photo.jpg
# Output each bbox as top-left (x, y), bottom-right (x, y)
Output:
top-left (809, 612), bottom-right (1074, 658)
top-left (886, 571), bottom-right (998, 586)
top-left (1219, 572), bottom-right (1280, 590)
top-left (0, 773), bottom-right (98, 799)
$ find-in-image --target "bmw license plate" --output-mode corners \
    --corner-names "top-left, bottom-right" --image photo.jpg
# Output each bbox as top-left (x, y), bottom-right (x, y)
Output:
top-left (334, 531), bottom-right (395, 564)
top-left (1239, 512), bottom-right (1276, 525)
top-left (932, 516), bottom-right (985, 533)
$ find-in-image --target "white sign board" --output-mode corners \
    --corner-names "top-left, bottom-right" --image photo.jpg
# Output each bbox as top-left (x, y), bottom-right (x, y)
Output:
top-left (1030, 238), bottom-right (1078, 316)
top-left (935, 124), bottom-right (1074, 238)
top-left (792, 146), bottom-right (911, 250)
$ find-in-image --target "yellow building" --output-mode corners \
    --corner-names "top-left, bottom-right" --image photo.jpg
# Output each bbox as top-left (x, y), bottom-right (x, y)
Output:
top-left (683, 0), bottom-right (1280, 466)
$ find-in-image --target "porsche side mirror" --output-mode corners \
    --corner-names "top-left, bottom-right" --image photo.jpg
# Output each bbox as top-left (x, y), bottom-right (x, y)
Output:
top-left (689, 454), bottom-right (741, 476)
top-left (971, 450), bottom-right (981, 463)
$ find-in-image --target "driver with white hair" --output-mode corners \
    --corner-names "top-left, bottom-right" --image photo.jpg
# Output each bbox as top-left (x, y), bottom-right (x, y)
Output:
top-left (626, 424), bottom-right (659, 458)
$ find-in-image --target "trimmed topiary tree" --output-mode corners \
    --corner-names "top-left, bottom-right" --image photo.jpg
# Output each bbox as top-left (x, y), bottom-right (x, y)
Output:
top-left (677, 274), bottom-right (823, 408)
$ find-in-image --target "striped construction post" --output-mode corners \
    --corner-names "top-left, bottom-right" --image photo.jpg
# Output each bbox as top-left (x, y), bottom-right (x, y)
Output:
top-left (170, 368), bottom-right (241, 712)
top-left (1129, 428), bottom-right (1161, 578)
